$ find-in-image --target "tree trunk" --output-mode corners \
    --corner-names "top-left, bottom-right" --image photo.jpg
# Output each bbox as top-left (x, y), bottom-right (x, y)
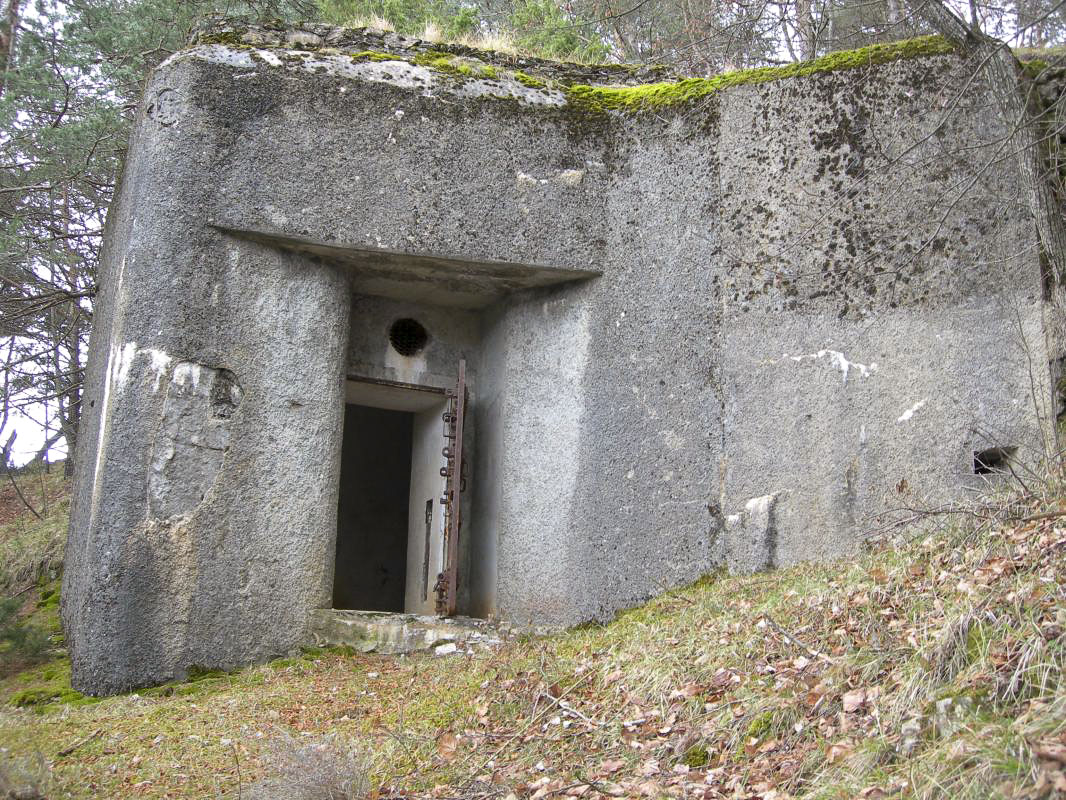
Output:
top-left (885, 0), bottom-right (902, 29)
top-left (0, 0), bottom-right (23, 98)
top-left (796, 0), bottom-right (817, 59)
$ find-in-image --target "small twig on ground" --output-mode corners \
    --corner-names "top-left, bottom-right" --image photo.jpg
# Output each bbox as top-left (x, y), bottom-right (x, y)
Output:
top-left (546, 780), bottom-right (610, 797)
top-left (700, 698), bottom-right (747, 718)
top-left (869, 502), bottom-right (1005, 535)
top-left (649, 577), bottom-right (697, 606)
top-left (539, 693), bottom-right (602, 728)
top-left (231, 741), bottom-right (242, 800)
top-left (1014, 509), bottom-right (1066, 523)
top-left (56, 728), bottom-right (101, 758)
top-left (460, 673), bottom-right (594, 791)
top-left (761, 615), bottom-right (833, 663)
top-left (378, 723), bottom-right (418, 765)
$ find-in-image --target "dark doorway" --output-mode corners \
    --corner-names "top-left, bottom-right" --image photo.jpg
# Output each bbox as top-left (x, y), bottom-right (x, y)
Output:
top-left (333, 404), bottom-right (414, 611)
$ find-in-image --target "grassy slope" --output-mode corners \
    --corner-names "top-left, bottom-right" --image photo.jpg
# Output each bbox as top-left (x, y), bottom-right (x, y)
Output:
top-left (0, 465), bottom-right (69, 594)
top-left (0, 466), bottom-right (68, 686)
top-left (2, 475), bottom-right (1066, 798)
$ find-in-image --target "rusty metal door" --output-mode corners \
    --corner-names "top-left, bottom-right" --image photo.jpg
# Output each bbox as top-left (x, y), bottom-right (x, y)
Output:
top-left (434, 359), bottom-right (467, 616)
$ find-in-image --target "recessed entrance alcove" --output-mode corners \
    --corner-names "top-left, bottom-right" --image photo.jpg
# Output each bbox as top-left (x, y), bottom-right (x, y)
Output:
top-left (211, 223), bottom-right (602, 625)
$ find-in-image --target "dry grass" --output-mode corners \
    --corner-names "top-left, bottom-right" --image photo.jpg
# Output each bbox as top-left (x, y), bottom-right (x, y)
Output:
top-left (2, 471), bottom-right (1066, 798)
top-left (0, 747), bottom-right (47, 799)
top-left (344, 15), bottom-right (521, 57)
top-left (454, 30), bottom-right (519, 56)
top-left (417, 21), bottom-right (443, 43)
top-left (0, 465), bottom-right (69, 594)
top-left (340, 15), bottom-right (396, 33)
top-left (247, 731), bottom-right (371, 799)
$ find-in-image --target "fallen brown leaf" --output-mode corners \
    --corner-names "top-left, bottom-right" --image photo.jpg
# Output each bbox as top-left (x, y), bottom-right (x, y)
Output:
top-left (842, 688), bottom-right (867, 713)
top-left (436, 732), bottom-right (459, 762)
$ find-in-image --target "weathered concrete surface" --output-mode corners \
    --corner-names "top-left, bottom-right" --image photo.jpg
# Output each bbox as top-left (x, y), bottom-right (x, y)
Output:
top-left (148, 363), bottom-right (243, 519)
top-left (725, 495), bottom-right (778, 574)
top-left (64, 23), bottom-right (1065, 693)
top-left (219, 226), bottom-right (601, 309)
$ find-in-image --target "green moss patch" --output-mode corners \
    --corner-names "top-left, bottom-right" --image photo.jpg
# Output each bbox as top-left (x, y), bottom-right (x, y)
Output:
top-left (513, 70), bottom-right (546, 89)
top-left (11, 686), bottom-right (97, 711)
top-left (350, 49), bottom-right (400, 63)
top-left (198, 31), bottom-right (247, 47)
top-left (36, 587), bottom-right (58, 610)
top-left (1016, 44), bottom-right (1066, 78)
top-left (564, 35), bottom-right (953, 112)
top-left (411, 50), bottom-right (492, 79)
top-left (2, 659), bottom-right (99, 713)
top-left (681, 744), bottom-right (710, 767)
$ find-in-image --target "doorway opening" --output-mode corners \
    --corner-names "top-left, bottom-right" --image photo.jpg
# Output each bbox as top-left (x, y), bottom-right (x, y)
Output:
top-left (333, 404), bottom-right (413, 611)
top-left (333, 379), bottom-right (450, 615)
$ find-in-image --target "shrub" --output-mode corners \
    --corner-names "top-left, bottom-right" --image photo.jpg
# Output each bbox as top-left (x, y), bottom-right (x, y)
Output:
top-left (0, 596), bottom-right (51, 674)
top-left (0, 750), bottom-right (47, 800)
top-left (247, 732), bottom-right (371, 800)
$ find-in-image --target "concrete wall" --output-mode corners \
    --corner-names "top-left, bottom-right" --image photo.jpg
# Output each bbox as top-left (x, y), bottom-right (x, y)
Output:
top-left (63, 30), bottom-right (1064, 693)
top-left (348, 294), bottom-right (482, 391)
top-left (714, 63), bottom-right (1054, 567)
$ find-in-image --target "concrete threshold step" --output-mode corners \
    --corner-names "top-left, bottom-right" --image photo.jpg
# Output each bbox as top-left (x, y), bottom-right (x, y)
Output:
top-left (309, 608), bottom-right (510, 655)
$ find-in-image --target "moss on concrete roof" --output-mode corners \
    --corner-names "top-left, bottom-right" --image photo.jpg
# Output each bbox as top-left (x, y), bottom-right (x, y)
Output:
top-left (563, 36), bottom-right (954, 112)
top-left (193, 23), bottom-right (959, 115)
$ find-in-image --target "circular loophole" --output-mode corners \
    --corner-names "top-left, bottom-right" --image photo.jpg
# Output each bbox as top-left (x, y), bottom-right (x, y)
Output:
top-left (388, 318), bottom-right (428, 357)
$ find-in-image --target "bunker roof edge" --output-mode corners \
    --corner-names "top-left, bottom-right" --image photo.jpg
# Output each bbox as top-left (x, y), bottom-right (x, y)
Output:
top-left (180, 22), bottom-right (967, 115)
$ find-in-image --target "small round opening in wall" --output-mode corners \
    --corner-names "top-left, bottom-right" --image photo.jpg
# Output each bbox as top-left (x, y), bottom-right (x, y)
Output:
top-left (389, 318), bottom-right (429, 357)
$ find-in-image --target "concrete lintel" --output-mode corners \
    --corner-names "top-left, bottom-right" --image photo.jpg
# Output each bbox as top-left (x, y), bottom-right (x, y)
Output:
top-left (212, 224), bottom-right (601, 309)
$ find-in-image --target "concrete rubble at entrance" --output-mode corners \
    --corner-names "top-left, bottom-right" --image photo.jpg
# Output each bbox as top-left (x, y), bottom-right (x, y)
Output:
top-left (309, 610), bottom-right (512, 655)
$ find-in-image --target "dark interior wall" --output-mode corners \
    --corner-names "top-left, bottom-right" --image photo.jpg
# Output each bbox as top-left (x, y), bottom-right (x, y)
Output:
top-left (333, 404), bottom-right (413, 611)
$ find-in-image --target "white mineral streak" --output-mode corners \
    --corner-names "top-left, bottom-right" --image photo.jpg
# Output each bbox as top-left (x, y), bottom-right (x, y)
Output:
top-left (114, 341), bottom-right (139, 389)
top-left (897, 399), bottom-right (927, 423)
top-left (787, 349), bottom-right (878, 384)
top-left (142, 348), bottom-right (173, 391)
top-left (172, 361), bottom-right (203, 389)
top-left (90, 343), bottom-right (122, 505)
top-left (91, 340), bottom-right (173, 517)
top-left (109, 344), bottom-right (177, 395)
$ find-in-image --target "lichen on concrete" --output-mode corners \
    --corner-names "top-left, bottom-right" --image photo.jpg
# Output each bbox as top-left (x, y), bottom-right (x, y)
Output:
top-left (175, 42), bottom-right (571, 108)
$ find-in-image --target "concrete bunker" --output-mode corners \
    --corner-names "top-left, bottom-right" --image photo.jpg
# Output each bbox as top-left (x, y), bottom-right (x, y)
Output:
top-left (61, 21), bottom-right (1066, 695)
